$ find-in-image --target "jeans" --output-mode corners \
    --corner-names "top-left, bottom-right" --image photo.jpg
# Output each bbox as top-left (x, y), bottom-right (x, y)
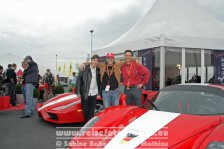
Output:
top-left (21, 86), bottom-right (26, 104)
top-left (102, 88), bottom-right (119, 108)
top-left (24, 83), bottom-right (35, 116)
top-left (124, 87), bottom-right (142, 106)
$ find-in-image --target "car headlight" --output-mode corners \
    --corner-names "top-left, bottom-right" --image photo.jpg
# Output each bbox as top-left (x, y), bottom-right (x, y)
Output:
top-left (77, 116), bottom-right (100, 137)
top-left (52, 101), bottom-right (80, 110)
top-left (206, 141), bottom-right (224, 149)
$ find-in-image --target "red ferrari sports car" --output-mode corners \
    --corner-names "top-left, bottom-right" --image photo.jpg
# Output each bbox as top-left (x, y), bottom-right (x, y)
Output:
top-left (37, 90), bottom-right (157, 124)
top-left (69, 84), bottom-right (224, 149)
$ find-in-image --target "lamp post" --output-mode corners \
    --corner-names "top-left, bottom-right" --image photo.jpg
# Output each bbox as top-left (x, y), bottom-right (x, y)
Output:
top-left (87, 53), bottom-right (90, 62)
top-left (90, 30), bottom-right (94, 57)
top-left (56, 54), bottom-right (58, 73)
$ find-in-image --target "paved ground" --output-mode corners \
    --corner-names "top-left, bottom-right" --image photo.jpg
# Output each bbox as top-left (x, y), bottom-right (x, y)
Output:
top-left (0, 110), bottom-right (84, 149)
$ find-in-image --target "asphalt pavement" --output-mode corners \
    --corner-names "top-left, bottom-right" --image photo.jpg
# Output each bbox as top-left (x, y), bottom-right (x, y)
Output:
top-left (0, 110), bottom-right (84, 149)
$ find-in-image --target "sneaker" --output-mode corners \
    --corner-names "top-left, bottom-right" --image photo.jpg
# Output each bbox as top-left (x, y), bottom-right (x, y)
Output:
top-left (20, 115), bottom-right (31, 118)
top-left (31, 110), bottom-right (36, 115)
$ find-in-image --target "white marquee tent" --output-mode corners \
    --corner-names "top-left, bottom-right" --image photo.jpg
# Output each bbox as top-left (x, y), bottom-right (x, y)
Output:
top-left (94, 0), bottom-right (224, 89)
top-left (94, 0), bottom-right (224, 56)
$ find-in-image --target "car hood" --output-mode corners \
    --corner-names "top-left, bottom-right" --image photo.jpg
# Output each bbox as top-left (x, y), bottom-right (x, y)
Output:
top-left (96, 106), bottom-right (146, 127)
top-left (43, 93), bottom-right (73, 104)
top-left (37, 93), bottom-right (79, 111)
top-left (95, 109), bottom-right (221, 148)
top-left (162, 114), bottom-right (220, 148)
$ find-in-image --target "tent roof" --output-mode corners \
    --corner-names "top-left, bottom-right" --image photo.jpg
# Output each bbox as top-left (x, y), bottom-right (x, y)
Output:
top-left (94, 0), bottom-right (224, 56)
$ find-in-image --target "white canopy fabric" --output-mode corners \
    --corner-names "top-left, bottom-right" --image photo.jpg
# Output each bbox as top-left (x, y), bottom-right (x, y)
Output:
top-left (0, 53), bottom-right (56, 76)
top-left (94, 0), bottom-right (224, 56)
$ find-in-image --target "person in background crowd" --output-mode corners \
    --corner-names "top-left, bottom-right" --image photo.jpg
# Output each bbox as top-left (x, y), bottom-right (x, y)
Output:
top-left (55, 74), bottom-right (60, 86)
top-left (4, 63), bottom-right (17, 106)
top-left (188, 74), bottom-right (200, 83)
top-left (100, 53), bottom-right (120, 108)
top-left (69, 72), bottom-right (77, 86)
top-left (36, 74), bottom-right (41, 88)
top-left (121, 50), bottom-right (150, 106)
top-left (21, 61), bottom-right (29, 104)
top-left (21, 55), bottom-right (39, 118)
top-left (76, 55), bottom-right (101, 122)
top-left (11, 63), bottom-right (17, 103)
top-left (3, 64), bottom-right (11, 79)
top-left (11, 63), bottom-right (17, 71)
top-left (42, 69), bottom-right (54, 101)
top-left (209, 76), bottom-right (215, 84)
top-left (0, 65), bottom-right (4, 95)
top-left (166, 78), bottom-right (172, 86)
top-left (38, 74), bottom-right (44, 101)
top-left (38, 74), bottom-right (42, 84)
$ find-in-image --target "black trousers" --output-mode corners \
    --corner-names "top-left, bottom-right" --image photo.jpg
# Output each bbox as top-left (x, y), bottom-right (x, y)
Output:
top-left (4, 82), bottom-right (16, 106)
top-left (81, 95), bottom-right (96, 122)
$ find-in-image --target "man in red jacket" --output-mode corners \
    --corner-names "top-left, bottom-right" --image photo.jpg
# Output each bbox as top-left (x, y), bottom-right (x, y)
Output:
top-left (121, 50), bottom-right (150, 106)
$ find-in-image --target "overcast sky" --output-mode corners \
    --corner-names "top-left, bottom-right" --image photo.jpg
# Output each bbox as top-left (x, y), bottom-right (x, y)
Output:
top-left (0, 0), bottom-right (224, 71)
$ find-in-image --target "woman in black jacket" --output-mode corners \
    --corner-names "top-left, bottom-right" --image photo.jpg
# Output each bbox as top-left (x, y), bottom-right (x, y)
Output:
top-left (76, 55), bottom-right (101, 122)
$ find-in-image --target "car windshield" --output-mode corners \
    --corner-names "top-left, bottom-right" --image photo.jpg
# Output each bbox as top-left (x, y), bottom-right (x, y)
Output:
top-left (150, 89), bottom-right (224, 115)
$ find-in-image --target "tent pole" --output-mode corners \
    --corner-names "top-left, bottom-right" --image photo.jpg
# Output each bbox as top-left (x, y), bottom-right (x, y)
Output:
top-left (181, 48), bottom-right (186, 84)
top-left (160, 46), bottom-right (165, 89)
top-left (201, 49), bottom-right (205, 83)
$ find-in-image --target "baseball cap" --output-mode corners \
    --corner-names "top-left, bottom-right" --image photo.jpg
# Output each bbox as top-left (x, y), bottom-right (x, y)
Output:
top-left (24, 55), bottom-right (33, 61)
top-left (106, 53), bottom-right (115, 59)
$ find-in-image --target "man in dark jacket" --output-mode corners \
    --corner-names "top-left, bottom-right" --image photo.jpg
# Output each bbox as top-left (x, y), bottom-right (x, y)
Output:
top-left (76, 55), bottom-right (101, 122)
top-left (21, 56), bottom-right (39, 118)
top-left (4, 64), bottom-right (17, 106)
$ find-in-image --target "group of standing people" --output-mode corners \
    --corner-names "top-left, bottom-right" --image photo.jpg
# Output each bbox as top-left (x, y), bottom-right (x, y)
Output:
top-left (0, 63), bottom-right (17, 106)
top-left (0, 55), bottom-right (39, 118)
top-left (1, 50), bottom-right (149, 122)
top-left (76, 50), bottom-right (150, 122)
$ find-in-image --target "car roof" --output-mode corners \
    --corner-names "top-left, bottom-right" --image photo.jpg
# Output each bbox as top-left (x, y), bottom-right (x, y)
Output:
top-left (161, 84), bottom-right (224, 97)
